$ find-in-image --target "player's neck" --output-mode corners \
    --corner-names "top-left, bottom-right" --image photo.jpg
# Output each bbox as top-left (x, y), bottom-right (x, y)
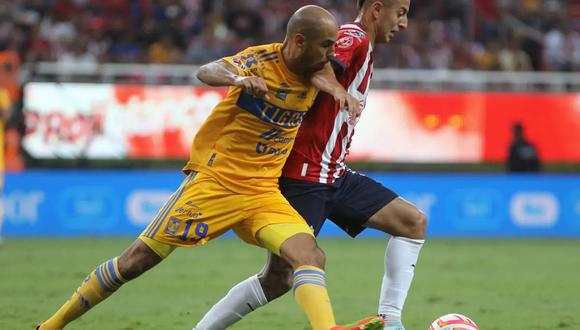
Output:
top-left (355, 15), bottom-right (377, 47)
top-left (281, 43), bottom-right (307, 76)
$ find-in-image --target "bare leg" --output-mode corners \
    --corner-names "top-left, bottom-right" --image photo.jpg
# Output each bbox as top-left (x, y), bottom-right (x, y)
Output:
top-left (257, 252), bottom-right (294, 301)
top-left (38, 239), bottom-right (164, 329)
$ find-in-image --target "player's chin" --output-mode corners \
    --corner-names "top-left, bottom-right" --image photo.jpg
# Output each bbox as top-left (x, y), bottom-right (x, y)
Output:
top-left (309, 62), bottom-right (328, 73)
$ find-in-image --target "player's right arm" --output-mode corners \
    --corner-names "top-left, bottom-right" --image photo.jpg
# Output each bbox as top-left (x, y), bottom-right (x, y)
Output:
top-left (196, 59), bottom-right (270, 101)
top-left (311, 62), bottom-right (360, 124)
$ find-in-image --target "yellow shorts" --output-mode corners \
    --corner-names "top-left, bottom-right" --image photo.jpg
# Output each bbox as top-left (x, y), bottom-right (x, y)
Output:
top-left (140, 172), bottom-right (313, 256)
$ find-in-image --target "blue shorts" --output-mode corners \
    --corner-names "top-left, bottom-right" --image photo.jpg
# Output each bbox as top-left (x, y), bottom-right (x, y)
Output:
top-left (279, 170), bottom-right (398, 238)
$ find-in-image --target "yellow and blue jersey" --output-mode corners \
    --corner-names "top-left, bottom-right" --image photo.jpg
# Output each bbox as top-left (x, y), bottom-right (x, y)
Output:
top-left (184, 43), bottom-right (318, 194)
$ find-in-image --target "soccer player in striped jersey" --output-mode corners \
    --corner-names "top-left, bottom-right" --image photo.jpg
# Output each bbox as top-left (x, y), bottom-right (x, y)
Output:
top-left (37, 6), bottom-right (383, 330)
top-left (192, 1), bottom-right (423, 330)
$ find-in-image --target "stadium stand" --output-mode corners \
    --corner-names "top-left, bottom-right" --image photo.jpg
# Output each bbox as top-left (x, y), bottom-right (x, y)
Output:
top-left (1, 0), bottom-right (579, 71)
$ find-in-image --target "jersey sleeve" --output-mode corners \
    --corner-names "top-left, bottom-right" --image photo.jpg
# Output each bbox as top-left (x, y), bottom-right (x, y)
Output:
top-left (332, 29), bottom-right (368, 74)
top-left (221, 47), bottom-right (262, 77)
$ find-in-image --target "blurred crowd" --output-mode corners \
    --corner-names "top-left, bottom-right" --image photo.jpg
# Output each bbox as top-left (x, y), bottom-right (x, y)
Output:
top-left (0, 0), bottom-right (579, 71)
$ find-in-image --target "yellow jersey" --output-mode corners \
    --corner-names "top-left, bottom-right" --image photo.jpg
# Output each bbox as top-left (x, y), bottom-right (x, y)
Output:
top-left (183, 43), bottom-right (318, 194)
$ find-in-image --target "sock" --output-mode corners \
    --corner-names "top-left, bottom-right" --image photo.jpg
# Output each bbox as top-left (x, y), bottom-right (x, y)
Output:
top-left (293, 266), bottom-right (335, 330)
top-left (194, 275), bottom-right (268, 330)
top-left (378, 237), bottom-right (424, 324)
top-left (40, 257), bottom-right (127, 329)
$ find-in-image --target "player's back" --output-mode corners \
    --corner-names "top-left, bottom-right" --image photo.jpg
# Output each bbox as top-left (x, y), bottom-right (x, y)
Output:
top-left (283, 23), bottom-right (374, 184)
top-left (184, 43), bottom-right (318, 194)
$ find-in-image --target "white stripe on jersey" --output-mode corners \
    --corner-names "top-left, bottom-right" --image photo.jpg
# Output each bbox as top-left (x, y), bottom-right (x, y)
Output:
top-left (341, 24), bottom-right (365, 31)
top-left (318, 43), bottom-right (373, 183)
top-left (301, 163), bottom-right (308, 177)
top-left (318, 105), bottom-right (349, 183)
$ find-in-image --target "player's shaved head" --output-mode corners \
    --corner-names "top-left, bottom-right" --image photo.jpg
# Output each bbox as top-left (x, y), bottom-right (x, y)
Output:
top-left (286, 5), bottom-right (338, 40)
top-left (282, 5), bottom-right (338, 75)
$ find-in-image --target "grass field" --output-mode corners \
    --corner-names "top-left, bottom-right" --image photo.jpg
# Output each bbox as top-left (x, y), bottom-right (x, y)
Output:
top-left (1, 238), bottom-right (579, 330)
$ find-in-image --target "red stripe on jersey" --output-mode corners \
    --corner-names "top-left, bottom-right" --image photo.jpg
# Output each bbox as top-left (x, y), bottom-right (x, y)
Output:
top-left (282, 23), bottom-right (373, 184)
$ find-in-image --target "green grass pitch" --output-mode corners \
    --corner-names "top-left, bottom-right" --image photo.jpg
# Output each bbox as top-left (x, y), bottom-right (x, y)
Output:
top-left (1, 238), bottom-right (579, 329)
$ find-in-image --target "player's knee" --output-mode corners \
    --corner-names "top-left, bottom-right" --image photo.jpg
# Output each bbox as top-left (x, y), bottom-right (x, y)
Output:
top-left (405, 209), bottom-right (427, 240)
top-left (314, 247), bottom-right (326, 267)
top-left (301, 246), bottom-right (326, 269)
top-left (289, 245), bottom-right (326, 269)
top-left (280, 234), bottom-right (326, 269)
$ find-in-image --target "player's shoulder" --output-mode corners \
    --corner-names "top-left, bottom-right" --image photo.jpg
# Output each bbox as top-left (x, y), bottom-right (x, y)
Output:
top-left (337, 23), bottom-right (370, 50)
top-left (228, 43), bottom-right (281, 74)
top-left (241, 43), bottom-right (280, 57)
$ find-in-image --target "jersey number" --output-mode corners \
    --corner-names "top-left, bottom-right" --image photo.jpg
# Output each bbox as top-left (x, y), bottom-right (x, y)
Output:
top-left (179, 220), bottom-right (209, 241)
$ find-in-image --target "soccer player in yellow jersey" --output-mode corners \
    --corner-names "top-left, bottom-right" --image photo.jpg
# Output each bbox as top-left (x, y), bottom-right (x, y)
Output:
top-left (37, 5), bottom-right (384, 330)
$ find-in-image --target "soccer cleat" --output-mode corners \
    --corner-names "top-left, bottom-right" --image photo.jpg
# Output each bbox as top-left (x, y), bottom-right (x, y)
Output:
top-left (35, 323), bottom-right (62, 330)
top-left (35, 322), bottom-right (55, 330)
top-left (385, 321), bottom-right (405, 330)
top-left (330, 316), bottom-right (385, 330)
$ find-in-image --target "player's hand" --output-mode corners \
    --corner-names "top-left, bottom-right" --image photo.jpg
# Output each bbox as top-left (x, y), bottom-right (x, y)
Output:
top-left (234, 76), bottom-right (271, 101)
top-left (333, 91), bottom-right (361, 125)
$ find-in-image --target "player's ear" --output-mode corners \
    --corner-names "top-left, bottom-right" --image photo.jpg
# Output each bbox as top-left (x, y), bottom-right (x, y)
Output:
top-left (372, 0), bottom-right (383, 20)
top-left (295, 33), bottom-right (306, 49)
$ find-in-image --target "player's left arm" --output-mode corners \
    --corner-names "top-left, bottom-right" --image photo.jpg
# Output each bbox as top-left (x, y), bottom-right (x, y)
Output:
top-left (196, 59), bottom-right (270, 101)
top-left (310, 62), bottom-right (360, 124)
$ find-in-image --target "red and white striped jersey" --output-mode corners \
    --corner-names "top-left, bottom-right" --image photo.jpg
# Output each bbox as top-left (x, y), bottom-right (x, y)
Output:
top-left (282, 22), bottom-right (374, 184)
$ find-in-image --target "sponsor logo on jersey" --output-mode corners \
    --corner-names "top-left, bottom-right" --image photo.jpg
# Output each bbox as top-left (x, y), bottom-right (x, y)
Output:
top-left (272, 136), bottom-right (294, 143)
top-left (256, 142), bottom-right (288, 155)
top-left (259, 129), bottom-right (295, 143)
top-left (343, 29), bottom-right (365, 39)
top-left (237, 91), bottom-right (305, 128)
top-left (336, 36), bottom-right (354, 49)
top-left (260, 128), bottom-right (283, 140)
top-left (175, 206), bottom-right (202, 220)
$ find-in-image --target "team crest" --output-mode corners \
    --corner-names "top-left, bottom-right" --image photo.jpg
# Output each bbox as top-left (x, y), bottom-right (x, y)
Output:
top-left (336, 36), bottom-right (354, 49)
top-left (164, 217), bottom-right (182, 236)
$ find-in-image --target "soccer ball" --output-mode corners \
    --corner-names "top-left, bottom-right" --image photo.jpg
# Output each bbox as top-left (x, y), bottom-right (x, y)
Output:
top-left (429, 313), bottom-right (478, 330)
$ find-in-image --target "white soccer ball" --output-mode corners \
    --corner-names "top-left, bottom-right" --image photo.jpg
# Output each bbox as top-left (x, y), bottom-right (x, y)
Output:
top-left (429, 313), bottom-right (478, 330)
